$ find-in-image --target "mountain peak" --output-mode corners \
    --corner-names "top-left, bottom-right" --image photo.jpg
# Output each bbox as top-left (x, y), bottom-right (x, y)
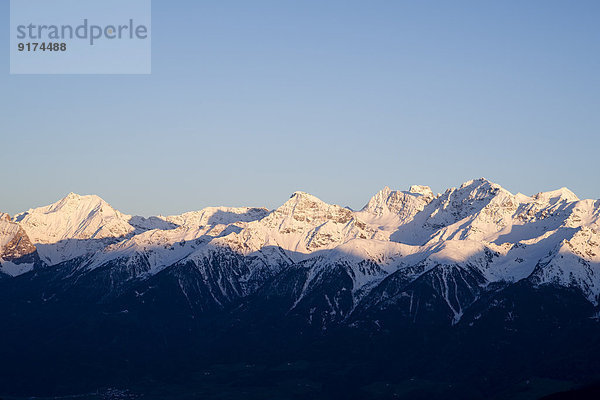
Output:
top-left (58, 192), bottom-right (103, 204)
top-left (379, 186), bottom-right (393, 196)
top-left (533, 187), bottom-right (579, 204)
top-left (275, 191), bottom-right (346, 220)
top-left (66, 192), bottom-right (81, 199)
top-left (459, 177), bottom-right (502, 190)
top-left (280, 191), bottom-right (334, 212)
top-left (452, 178), bottom-right (513, 200)
top-left (289, 191), bottom-right (322, 201)
top-left (360, 185), bottom-right (434, 223)
top-left (13, 193), bottom-right (136, 265)
top-left (409, 185), bottom-right (434, 198)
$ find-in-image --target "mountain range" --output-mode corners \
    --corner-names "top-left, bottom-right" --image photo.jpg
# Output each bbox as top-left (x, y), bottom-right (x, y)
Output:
top-left (2, 178), bottom-right (600, 399)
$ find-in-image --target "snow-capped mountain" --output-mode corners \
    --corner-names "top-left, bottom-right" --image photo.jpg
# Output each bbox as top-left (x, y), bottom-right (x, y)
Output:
top-left (13, 193), bottom-right (176, 265)
top-left (214, 191), bottom-right (385, 256)
top-left (2, 178), bottom-right (600, 399)
top-left (1, 178), bottom-right (599, 327)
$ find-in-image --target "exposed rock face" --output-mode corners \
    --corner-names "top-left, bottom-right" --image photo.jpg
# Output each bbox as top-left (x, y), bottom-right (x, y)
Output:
top-left (0, 216), bottom-right (41, 276)
top-left (215, 191), bottom-right (384, 257)
top-left (359, 185), bottom-right (434, 225)
top-left (2, 225), bottom-right (37, 262)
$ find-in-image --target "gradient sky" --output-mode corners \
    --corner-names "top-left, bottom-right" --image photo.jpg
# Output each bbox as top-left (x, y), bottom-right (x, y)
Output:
top-left (1, 0), bottom-right (599, 216)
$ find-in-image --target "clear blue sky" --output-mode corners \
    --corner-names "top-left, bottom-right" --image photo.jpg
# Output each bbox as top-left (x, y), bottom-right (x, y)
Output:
top-left (1, 0), bottom-right (599, 216)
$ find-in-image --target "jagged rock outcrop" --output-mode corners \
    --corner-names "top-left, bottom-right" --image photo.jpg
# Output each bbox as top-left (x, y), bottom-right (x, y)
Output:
top-left (0, 214), bottom-right (41, 276)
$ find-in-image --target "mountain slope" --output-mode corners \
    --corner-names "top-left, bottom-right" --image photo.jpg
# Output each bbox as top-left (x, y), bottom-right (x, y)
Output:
top-left (3, 180), bottom-right (599, 321)
top-left (13, 193), bottom-right (155, 265)
top-left (1, 178), bottom-right (600, 399)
